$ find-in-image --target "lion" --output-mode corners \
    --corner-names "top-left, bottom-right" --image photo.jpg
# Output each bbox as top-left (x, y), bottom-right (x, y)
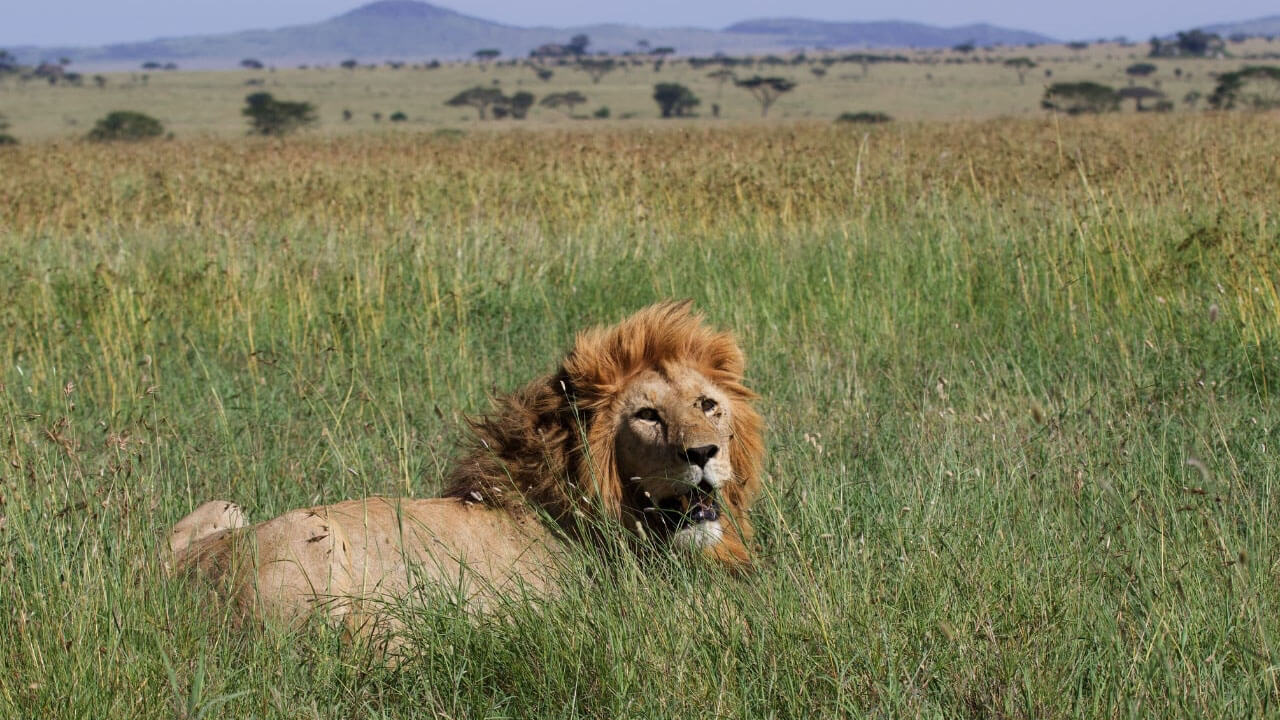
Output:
top-left (164, 301), bottom-right (765, 635)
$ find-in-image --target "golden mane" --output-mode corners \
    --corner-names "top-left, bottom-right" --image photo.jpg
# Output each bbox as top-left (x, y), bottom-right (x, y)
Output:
top-left (442, 301), bottom-right (765, 568)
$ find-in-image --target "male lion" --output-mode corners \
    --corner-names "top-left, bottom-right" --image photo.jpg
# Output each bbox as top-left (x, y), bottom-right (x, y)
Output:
top-left (165, 301), bottom-right (764, 634)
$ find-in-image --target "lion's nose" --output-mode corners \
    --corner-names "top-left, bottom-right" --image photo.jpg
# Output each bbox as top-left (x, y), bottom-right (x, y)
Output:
top-left (681, 444), bottom-right (719, 468)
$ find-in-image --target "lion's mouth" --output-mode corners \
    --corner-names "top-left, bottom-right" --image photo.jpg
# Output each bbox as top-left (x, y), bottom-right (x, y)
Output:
top-left (641, 487), bottom-right (719, 530)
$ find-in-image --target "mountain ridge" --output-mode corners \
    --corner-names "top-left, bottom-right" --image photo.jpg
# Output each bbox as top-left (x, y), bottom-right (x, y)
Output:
top-left (7, 0), bottom-right (1063, 69)
top-left (726, 18), bottom-right (1055, 47)
top-left (1196, 15), bottom-right (1280, 38)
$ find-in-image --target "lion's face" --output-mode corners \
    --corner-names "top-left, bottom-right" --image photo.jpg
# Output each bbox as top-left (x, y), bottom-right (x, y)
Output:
top-left (613, 364), bottom-right (736, 550)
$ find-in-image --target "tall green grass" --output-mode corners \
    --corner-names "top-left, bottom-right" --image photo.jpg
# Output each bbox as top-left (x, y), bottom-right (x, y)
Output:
top-left (1, 115), bottom-right (1278, 717)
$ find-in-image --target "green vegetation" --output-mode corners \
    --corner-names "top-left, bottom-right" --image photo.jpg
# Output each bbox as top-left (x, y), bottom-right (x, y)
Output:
top-left (85, 110), bottom-right (164, 141)
top-left (1003, 56), bottom-right (1036, 84)
top-left (1042, 81), bottom-right (1121, 114)
top-left (0, 113), bottom-right (14, 145)
top-left (446, 87), bottom-right (537, 120)
top-left (0, 116), bottom-right (1277, 717)
top-left (1150, 30), bottom-right (1226, 58)
top-left (653, 82), bottom-right (700, 117)
top-left (1125, 62), bottom-right (1157, 77)
top-left (1117, 85), bottom-right (1167, 111)
top-left (734, 75), bottom-right (797, 117)
top-left (835, 110), bottom-right (892, 124)
top-left (242, 92), bottom-right (317, 135)
top-left (494, 91), bottom-right (535, 119)
top-left (576, 57), bottom-right (618, 84)
top-left (1209, 65), bottom-right (1280, 109)
top-left (540, 90), bottom-right (588, 116)
top-left (445, 86), bottom-right (506, 119)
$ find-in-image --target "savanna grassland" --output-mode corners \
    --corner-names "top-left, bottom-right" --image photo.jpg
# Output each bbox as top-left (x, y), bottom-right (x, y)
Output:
top-left (2, 37), bottom-right (1278, 140)
top-left (1, 112), bottom-right (1279, 719)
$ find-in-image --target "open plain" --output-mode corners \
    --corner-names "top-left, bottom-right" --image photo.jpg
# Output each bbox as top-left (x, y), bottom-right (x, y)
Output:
top-left (1, 40), bottom-right (1279, 718)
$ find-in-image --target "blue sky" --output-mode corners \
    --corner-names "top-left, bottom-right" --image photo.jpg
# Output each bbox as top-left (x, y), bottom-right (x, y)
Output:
top-left (3, 0), bottom-right (1275, 47)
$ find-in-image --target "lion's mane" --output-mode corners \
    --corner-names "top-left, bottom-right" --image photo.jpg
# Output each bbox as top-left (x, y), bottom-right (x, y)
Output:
top-left (442, 301), bottom-right (764, 568)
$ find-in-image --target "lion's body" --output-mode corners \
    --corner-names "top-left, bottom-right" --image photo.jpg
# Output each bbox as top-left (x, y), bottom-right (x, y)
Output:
top-left (165, 302), bottom-right (764, 633)
top-left (168, 497), bottom-right (562, 631)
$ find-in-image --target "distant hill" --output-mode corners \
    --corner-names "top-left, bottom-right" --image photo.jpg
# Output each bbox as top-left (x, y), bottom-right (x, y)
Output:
top-left (1197, 15), bottom-right (1280, 38)
top-left (725, 18), bottom-right (1056, 48)
top-left (10, 0), bottom-right (1059, 69)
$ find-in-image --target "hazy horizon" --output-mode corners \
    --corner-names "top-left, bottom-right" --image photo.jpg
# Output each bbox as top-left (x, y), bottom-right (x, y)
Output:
top-left (2, 0), bottom-right (1276, 49)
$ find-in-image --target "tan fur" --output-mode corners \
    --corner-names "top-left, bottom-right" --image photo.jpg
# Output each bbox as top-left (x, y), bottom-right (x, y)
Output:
top-left (165, 301), bottom-right (765, 631)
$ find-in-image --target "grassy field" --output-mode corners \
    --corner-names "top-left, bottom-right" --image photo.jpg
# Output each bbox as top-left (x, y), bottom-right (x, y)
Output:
top-left (1, 113), bottom-right (1279, 718)
top-left (2, 38), bottom-right (1278, 140)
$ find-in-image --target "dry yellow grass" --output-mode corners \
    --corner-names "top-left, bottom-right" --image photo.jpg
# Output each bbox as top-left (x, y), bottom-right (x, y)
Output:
top-left (1, 38), bottom-right (1276, 140)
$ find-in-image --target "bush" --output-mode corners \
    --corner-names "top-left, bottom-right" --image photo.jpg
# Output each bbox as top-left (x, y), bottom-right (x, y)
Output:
top-left (86, 111), bottom-right (165, 141)
top-left (593, 106), bottom-right (610, 119)
top-left (389, 111), bottom-right (408, 122)
top-left (836, 111), bottom-right (892, 124)
top-left (1041, 82), bottom-right (1120, 115)
top-left (243, 92), bottom-right (317, 135)
top-left (0, 112), bottom-right (14, 145)
top-left (653, 83), bottom-right (700, 117)
top-left (504, 91), bottom-right (536, 120)
top-left (1209, 65), bottom-right (1280, 110)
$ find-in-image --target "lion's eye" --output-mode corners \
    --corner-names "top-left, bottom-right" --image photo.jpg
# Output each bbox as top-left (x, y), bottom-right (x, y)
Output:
top-left (634, 408), bottom-right (661, 423)
top-left (700, 398), bottom-right (719, 414)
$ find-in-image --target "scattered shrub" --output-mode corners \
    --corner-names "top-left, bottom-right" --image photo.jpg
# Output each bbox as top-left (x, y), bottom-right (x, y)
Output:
top-left (86, 110), bottom-right (165, 141)
top-left (242, 92), bottom-right (317, 135)
top-left (653, 83), bottom-right (700, 117)
top-left (0, 114), bottom-right (15, 146)
top-left (836, 111), bottom-right (892, 124)
top-left (1209, 65), bottom-right (1280, 110)
top-left (389, 111), bottom-right (408, 122)
top-left (540, 91), bottom-right (588, 116)
top-left (1042, 81), bottom-right (1120, 115)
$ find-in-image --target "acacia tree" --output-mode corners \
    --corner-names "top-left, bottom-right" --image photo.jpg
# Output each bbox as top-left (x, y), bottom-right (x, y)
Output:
top-left (1117, 86), bottom-right (1165, 111)
top-left (1041, 82), bottom-right (1120, 114)
top-left (652, 83), bottom-right (700, 117)
top-left (1125, 62), bottom-right (1157, 79)
top-left (567, 34), bottom-right (590, 56)
top-left (1151, 30), bottom-right (1224, 58)
top-left (445, 86), bottom-right (505, 119)
top-left (734, 75), bottom-right (796, 117)
top-left (1209, 65), bottom-right (1280, 109)
top-left (1003, 57), bottom-right (1036, 84)
top-left (243, 92), bottom-right (317, 135)
top-left (707, 68), bottom-right (735, 95)
top-left (473, 49), bottom-right (500, 64)
top-left (576, 57), bottom-right (617, 84)
top-left (492, 91), bottom-right (535, 119)
top-left (0, 50), bottom-right (20, 75)
top-left (539, 90), bottom-right (588, 116)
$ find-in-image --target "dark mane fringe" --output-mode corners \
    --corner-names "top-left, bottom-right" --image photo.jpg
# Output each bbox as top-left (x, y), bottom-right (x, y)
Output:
top-left (441, 301), bottom-right (765, 567)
